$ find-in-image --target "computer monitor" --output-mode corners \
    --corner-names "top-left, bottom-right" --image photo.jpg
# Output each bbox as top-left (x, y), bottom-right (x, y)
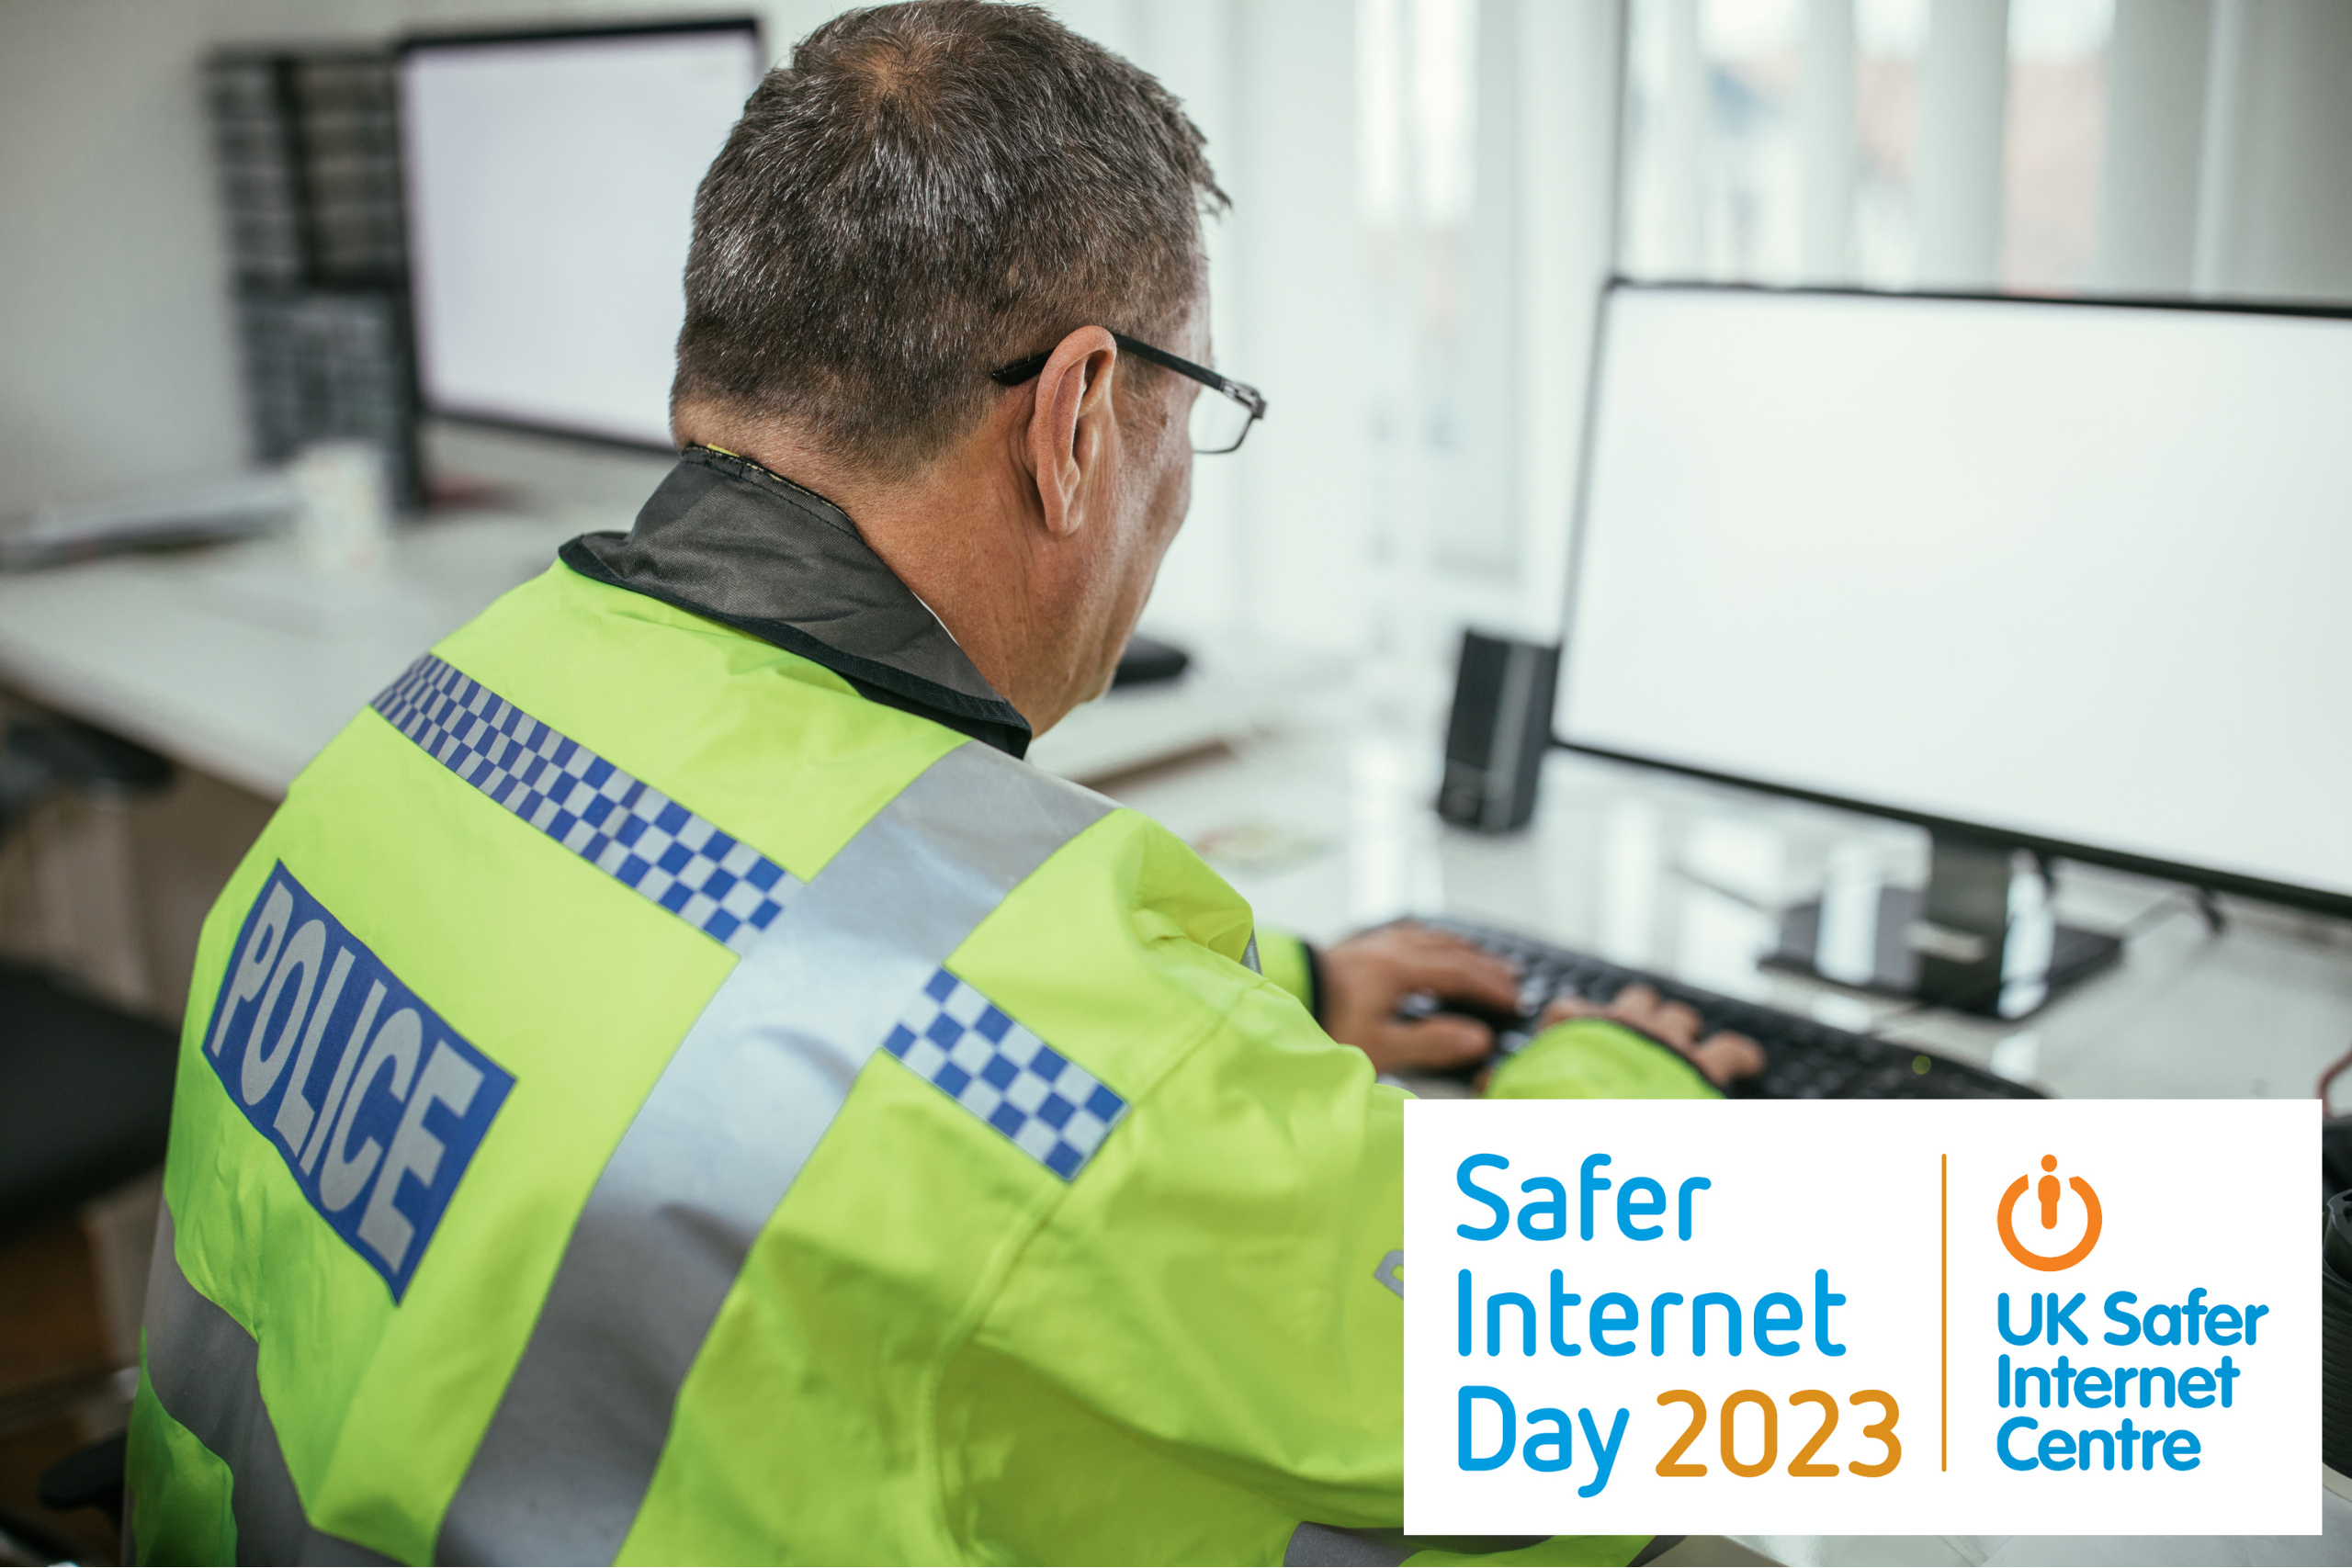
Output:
top-left (398, 19), bottom-right (763, 449)
top-left (1556, 283), bottom-right (2352, 1013)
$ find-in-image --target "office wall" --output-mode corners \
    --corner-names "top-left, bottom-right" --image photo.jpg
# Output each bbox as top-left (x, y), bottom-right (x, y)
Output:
top-left (0, 0), bottom-right (849, 519)
top-left (1621, 0), bottom-right (2352, 305)
top-left (0, 1), bottom-right (256, 514)
top-left (2092, 0), bottom-right (2209, 293)
top-left (2205, 0), bottom-right (2352, 300)
top-left (0, 0), bottom-right (1349, 648)
top-left (2096, 0), bottom-right (2352, 299)
top-left (5, 0), bottom-right (2347, 647)
top-left (0, 0), bottom-right (1617, 660)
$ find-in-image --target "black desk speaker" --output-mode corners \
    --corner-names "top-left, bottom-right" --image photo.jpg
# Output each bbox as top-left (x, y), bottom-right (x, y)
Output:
top-left (1437, 631), bottom-right (1560, 833)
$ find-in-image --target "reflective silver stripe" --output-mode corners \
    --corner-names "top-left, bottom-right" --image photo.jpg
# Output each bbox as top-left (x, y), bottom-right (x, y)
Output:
top-left (1243, 932), bottom-right (1261, 974)
top-left (437, 741), bottom-right (1114, 1564)
top-left (141, 1202), bottom-right (397, 1566)
top-left (1283, 1524), bottom-right (1555, 1566)
top-left (1284, 1523), bottom-right (1415, 1566)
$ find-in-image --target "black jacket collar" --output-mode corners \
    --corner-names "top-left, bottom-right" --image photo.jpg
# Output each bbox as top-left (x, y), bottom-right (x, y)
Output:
top-left (561, 446), bottom-right (1032, 758)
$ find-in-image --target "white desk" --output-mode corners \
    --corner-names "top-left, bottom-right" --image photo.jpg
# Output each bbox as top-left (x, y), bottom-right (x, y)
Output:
top-left (0, 505), bottom-right (1317, 801)
top-left (1097, 709), bottom-right (2352, 1567)
top-left (1649, 1485), bottom-right (2352, 1567)
top-left (0, 511), bottom-right (585, 797)
top-left (1100, 710), bottom-right (2352, 1108)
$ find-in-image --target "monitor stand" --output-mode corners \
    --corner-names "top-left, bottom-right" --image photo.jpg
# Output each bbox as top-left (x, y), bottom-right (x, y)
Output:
top-left (1760, 832), bottom-right (2122, 1020)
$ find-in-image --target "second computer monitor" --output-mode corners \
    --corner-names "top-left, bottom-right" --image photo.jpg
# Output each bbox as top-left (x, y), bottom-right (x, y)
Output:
top-left (1557, 284), bottom-right (2352, 914)
top-left (399, 20), bottom-right (763, 448)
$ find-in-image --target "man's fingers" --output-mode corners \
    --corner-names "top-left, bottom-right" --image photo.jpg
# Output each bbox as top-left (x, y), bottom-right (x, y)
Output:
top-left (1385, 938), bottom-right (1521, 1011)
top-left (1690, 1032), bottom-right (1766, 1086)
top-left (1544, 989), bottom-right (1761, 1086)
top-left (1651, 999), bottom-right (1703, 1049)
top-left (1539, 994), bottom-right (1603, 1029)
top-left (1377, 1016), bottom-right (1493, 1072)
top-left (1607, 984), bottom-right (1662, 1032)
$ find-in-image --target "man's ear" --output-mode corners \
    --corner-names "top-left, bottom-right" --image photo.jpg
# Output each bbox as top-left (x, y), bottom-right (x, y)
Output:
top-left (1023, 327), bottom-right (1120, 539)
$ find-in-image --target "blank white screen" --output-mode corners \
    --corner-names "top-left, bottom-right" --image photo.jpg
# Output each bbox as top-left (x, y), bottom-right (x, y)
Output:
top-left (1559, 288), bottom-right (2352, 901)
top-left (401, 28), bottom-right (761, 446)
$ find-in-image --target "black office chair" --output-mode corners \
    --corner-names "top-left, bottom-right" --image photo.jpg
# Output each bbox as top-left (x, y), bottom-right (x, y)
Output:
top-left (0, 719), bottom-right (178, 1548)
top-left (32, 1432), bottom-right (128, 1532)
top-left (0, 719), bottom-right (179, 1247)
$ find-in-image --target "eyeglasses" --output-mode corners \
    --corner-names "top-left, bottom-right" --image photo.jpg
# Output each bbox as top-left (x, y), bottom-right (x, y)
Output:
top-left (988, 333), bottom-right (1268, 454)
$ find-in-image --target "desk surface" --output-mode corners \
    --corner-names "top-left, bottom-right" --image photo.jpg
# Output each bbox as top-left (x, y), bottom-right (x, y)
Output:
top-left (1102, 714), bottom-right (2352, 1566)
top-left (0, 512), bottom-right (583, 797)
top-left (1659, 1476), bottom-right (2352, 1564)
top-left (0, 507), bottom-right (1313, 800)
top-left (1101, 711), bottom-right (2352, 1107)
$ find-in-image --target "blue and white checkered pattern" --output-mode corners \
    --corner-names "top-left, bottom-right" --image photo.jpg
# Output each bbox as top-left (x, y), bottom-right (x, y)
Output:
top-left (371, 655), bottom-right (796, 953)
top-left (883, 968), bottom-right (1127, 1179)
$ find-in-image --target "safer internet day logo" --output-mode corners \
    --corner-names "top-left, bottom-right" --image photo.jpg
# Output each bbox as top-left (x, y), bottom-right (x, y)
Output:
top-left (1402, 1100), bottom-right (2316, 1537)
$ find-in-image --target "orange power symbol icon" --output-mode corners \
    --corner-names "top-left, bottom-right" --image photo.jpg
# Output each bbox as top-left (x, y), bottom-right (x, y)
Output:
top-left (1997, 1155), bottom-right (2102, 1270)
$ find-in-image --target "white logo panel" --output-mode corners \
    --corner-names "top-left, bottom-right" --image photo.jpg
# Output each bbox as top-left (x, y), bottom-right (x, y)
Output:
top-left (1404, 1100), bottom-right (2317, 1536)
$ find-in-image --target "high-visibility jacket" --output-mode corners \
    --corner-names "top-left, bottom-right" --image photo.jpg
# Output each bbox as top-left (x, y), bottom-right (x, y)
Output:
top-left (128, 449), bottom-right (1710, 1565)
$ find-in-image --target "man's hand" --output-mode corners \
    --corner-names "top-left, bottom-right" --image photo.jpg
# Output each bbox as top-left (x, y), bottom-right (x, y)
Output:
top-left (1537, 985), bottom-right (1766, 1088)
top-left (1318, 923), bottom-right (1523, 1076)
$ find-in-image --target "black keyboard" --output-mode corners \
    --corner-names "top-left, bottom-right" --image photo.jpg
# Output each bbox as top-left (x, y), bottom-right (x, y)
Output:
top-left (1419, 918), bottom-right (2043, 1100)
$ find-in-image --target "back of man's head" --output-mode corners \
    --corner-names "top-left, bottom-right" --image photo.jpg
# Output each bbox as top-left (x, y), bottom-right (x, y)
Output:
top-left (673, 1), bottom-right (1225, 478)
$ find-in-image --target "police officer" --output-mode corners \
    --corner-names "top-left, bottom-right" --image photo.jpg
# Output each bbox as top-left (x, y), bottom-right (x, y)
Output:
top-left (129, 4), bottom-right (1758, 1562)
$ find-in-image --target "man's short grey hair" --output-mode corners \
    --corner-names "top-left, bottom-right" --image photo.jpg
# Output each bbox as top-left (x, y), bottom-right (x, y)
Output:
top-left (672, 0), bottom-right (1227, 475)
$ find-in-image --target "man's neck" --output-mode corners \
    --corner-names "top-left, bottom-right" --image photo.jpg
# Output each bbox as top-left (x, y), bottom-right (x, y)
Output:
top-left (671, 422), bottom-right (1091, 732)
